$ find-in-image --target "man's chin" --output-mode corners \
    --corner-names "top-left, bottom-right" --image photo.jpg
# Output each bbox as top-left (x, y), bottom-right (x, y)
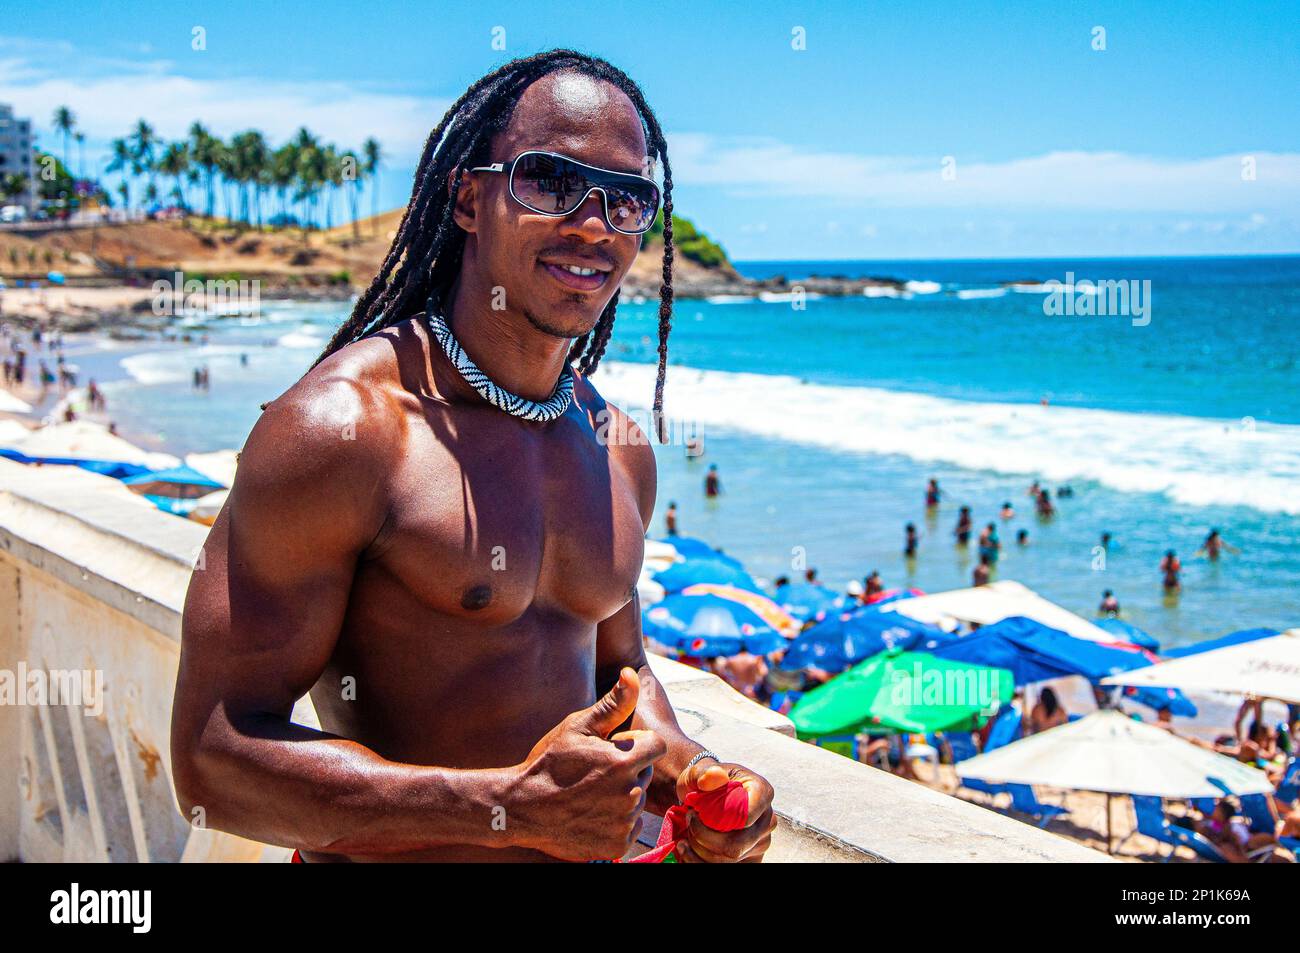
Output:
top-left (523, 297), bottom-right (613, 340)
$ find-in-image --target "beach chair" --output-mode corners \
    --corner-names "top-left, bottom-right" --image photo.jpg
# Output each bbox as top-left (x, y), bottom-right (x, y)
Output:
top-left (1239, 794), bottom-right (1277, 835)
top-left (1007, 785), bottom-right (1068, 827)
top-left (1131, 795), bottom-right (1227, 863)
top-left (1276, 758), bottom-right (1299, 804)
top-left (1189, 797), bottom-right (1216, 816)
top-left (955, 706), bottom-right (1024, 799)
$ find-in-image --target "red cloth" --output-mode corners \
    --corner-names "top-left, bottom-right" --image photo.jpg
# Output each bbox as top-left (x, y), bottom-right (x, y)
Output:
top-left (291, 849), bottom-right (303, 864)
top-left (625, 780), bottom-right (750, 863)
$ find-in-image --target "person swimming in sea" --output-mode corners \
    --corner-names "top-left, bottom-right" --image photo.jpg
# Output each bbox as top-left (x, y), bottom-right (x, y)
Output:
top-left (1099, 589), bottom-right (1120, 616)
top-left (865, 571), bottom-right (884, 599)
top-left (1016, 528), bottom-right (1029, 546)
top-left (999, 501), bottom-right (1014, 520)
top-left (1160, 549), bottom-right (1182, 591)
top-left (903, 522), bottom-right (918, 558)
top-left (925, 478), bottom-right (941, 508)
top-left (704, 463), bottom-right (721, 498)
top-left (972, 553), bottom-right (992, 587)
top-left (1035, 487), bottom-right (1054, 517)
top-left (665, 501), bottom-right (678, 536)
top-left (954, 506), bottom-right (972, 545)
top-left (978, 523), bottom-right (1000, 565)
top-left (1197, 528), bottom-right (1239, 561)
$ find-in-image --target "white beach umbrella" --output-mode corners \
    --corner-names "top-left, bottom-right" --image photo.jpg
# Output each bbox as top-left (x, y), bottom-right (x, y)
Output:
top-left (8, 420), bottom-right (179, 469)
top-left (883, 579), bottom-right (1119, 643)
top-left (0, 390), bottom-right (32, 414)
top-left (185, 449), bottom-right (239, 488)
top-left (637, 568), bottom-right (666, 606)
top-left (642, 537), bottom-right (680, 574)
top-left (189, 489), bottom-right (229, 526)
top-left (1103, 629), bottom-right (1300, 705)
top-left (959, 709), bottom-right (1273, 799)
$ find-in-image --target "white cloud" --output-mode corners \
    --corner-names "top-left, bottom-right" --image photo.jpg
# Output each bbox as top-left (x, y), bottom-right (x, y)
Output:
top-left (668, 133), bottom-right (1300, 214)
top-left (0, 41), bottom-right (448, 165)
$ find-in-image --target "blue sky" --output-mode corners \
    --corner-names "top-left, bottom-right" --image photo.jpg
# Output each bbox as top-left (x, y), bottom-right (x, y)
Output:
top-left (4, 1), bottom-right (1298, 259)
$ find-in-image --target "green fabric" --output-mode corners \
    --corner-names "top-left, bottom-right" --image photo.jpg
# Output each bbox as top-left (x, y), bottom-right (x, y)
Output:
top-left (790, 649), bottom-right (1013, 738)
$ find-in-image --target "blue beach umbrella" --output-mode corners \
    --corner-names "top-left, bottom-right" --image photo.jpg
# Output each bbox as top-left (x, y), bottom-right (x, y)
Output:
top-left (772, 581), bottom-right (839, 623)
top-left (1164, 627), bottom-right (1279, 659)
top-left (1093, 617), bottom-right (1160, 652)
top-left (643, 592), bottom-right (786, 658)
top-left (653, 558), bottom-right (761, 594)
top-left (655, 535), bottom-right (745, 569)
top-left (122, 464), bottom-right (225, 499)
top-left (780, 607), bottom-right (944, 674)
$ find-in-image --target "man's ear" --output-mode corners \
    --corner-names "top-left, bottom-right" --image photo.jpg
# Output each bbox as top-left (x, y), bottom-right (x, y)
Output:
top-left (450, 168), bottom-right (478, 233)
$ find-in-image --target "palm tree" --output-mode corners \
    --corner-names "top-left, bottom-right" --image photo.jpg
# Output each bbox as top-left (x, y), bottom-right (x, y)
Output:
top-left (362, 137), bottom-right (382, 232)
top-left (2, 174), bottom-right (29, 204)
top-left (157, 142), bottom-right (190, 211)
top-left (106, 138), bottom-right (135, 211)
top-left (188, 123), bottom-right (221, 218)
top-left (52, 107), bottom-right (76, 172)
top-left (129, 120), bottom-right (158, 210)
top-left (74, 132), bottom-right (86, 179)
top-left (270, 143), bottom-right (298, 225)
top-left (342, 149), bottom-right (362, 239)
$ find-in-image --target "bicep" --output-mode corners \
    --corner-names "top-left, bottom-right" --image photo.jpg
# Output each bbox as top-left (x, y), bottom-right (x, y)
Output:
top-left (177, 389), bottom-right (388, 723)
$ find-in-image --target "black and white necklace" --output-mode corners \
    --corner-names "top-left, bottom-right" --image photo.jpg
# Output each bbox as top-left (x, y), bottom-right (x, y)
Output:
top-left (424, 302), bottom-right (574, 422)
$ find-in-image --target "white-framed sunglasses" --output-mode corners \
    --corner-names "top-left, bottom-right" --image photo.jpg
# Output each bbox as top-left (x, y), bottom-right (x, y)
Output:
top-left (470, 150), bottom-right (661, 235)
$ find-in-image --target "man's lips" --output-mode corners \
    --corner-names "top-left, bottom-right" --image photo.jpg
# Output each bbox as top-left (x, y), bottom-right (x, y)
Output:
top-left (538, 258), bottom-right (613, 292)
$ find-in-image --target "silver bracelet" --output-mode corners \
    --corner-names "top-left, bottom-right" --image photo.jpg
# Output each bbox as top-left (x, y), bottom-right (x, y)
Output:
top-left (686, 749), bottom-right (721, 770)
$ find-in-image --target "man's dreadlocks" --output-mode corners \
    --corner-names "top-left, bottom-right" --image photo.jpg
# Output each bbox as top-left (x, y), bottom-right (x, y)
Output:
top-left (311, 50), bottom-right (674, 440)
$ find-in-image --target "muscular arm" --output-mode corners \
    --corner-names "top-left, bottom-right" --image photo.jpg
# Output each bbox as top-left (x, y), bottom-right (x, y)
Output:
top-left (594, 417), bottom-right (705, 816)
top-left (171, 368), bottom-right (514, 856)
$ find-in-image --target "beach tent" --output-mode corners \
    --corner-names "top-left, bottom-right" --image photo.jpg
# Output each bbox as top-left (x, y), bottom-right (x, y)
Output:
top-left (653, 558), bottom-right (761, 594)
top-left (882, 580), bottom-right (1120, 644)
top-left (957, 709), bottom-right (1274, 851)
top-left (3, 420), bottom-right (180, 470)
top-left (780, 608), bottom-right (944, 674)
top-left (1103, 630), bottom-right (1300, 704)
top-left (1093, 617), bottom-right (1160, 651)
top-left (642, 591), bottom-right (787, 658)
top-left (1163, 627), bottom-right (1278, 659)
top-left (789, 649), bottom-right (1013, 738)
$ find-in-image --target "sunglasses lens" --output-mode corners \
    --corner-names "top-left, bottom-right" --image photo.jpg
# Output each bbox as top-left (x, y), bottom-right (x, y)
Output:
top-left (512, 153), bottom-right (659, 233)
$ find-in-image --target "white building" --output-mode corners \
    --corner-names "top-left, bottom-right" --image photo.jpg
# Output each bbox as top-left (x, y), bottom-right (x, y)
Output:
top-left (0, 104), bottom-right (37, 211)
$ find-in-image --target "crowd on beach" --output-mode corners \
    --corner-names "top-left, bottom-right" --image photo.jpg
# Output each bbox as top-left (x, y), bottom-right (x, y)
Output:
top-left (657, 470), bottom-right (1295, 862)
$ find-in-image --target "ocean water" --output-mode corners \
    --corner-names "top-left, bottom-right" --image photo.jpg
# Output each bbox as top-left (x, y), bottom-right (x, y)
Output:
top-left (85, 256), bottom-right (1300, 651)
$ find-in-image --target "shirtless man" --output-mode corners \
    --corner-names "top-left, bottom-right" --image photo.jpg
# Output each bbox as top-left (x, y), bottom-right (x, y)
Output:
top-left (171, 52), bottom-right (775, 863)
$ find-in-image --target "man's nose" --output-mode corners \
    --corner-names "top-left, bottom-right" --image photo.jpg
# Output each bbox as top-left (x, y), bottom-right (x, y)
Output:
top-left (558, 190), bottom-right (614, 241)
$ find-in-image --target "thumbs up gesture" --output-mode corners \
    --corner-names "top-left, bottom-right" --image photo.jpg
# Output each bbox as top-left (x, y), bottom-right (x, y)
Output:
top-left (511, 668), bottom-right (667, 861)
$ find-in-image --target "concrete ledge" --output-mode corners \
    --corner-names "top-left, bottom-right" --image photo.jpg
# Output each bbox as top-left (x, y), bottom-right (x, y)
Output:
top-left (0, 458), bottom-right (1109, 862)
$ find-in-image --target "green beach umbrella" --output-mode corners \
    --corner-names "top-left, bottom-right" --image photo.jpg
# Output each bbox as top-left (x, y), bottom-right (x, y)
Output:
top-left (790, 649), bottom-right (1013, 739)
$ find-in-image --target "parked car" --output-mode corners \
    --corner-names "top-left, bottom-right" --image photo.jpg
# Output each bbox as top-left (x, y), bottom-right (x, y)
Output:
top-left (0, 205), bottom-right (28, 223)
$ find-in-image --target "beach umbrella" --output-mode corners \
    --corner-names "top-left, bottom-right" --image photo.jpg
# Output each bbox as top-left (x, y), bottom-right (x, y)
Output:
top-left (1103, 630), bottom-right (1300, 704)
top-left (681, 583), bottom-right (799, 635)
top-left (185, 449), bottom-right (239, 488)
top-left (122, 464), bottom-right (225, 499)
top-left (642, 592), bottom-right (786, 658)
top-left (885, 580), bottom-right (1120, 644)
top-left (931, 616), bottom-right (1198, 714)
top-left (866, 587), bottom-right (926, 607)
top-left (772, 580), bottom-right (839, 623)
top-left (1093, 617), bottom-right (1160, 652)
top-left (789, 649), bottom-right (1013, 738)
top-left (653, 558), bottom-right (760, 594)
top-left (957, 709), bottom-right (1275, 853)
top-left (781, 608), bottom-right (944, 674)
top-left (1163, 627), bottom-right (1278, 659)
top-left (189, 489), bottom-right (229, 526)
top-left (642, 538), bottom-right (680, 574)
top-left (654, 535), bottom-right (745, 569)
top-left (5, 420), bottom-right (179, 470)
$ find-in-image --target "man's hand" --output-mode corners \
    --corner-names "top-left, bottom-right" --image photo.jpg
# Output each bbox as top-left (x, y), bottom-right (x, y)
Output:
top-left (673, 757), bottom-right (776, 863)
top-left (509, 668), bottom-right (667, 861)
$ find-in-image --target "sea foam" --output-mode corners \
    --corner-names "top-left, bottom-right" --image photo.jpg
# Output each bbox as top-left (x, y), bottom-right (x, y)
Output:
top-left (594, 361), bottom-right (1300, 515)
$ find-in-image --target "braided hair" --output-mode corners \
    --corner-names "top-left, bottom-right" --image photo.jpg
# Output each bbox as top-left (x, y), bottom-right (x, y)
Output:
top-left (311, 50), bottom-right (674, 440)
